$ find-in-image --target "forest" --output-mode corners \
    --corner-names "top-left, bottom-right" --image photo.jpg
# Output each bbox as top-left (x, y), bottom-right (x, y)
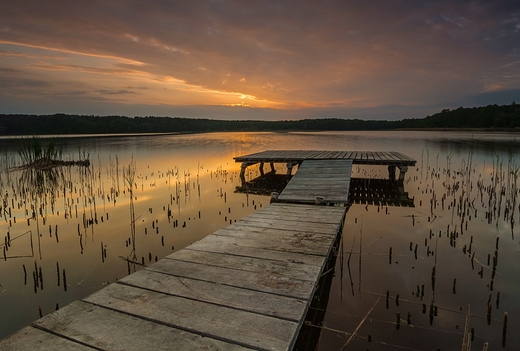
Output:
top-left (0, 103), bottom-right (518, 135)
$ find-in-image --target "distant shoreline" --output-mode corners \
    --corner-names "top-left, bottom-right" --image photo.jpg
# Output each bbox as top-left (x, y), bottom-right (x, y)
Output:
top-left (1, 103), bottom-right (519, 134)
top-left (395, 127), bottom-right (520, 132)
top-left (1, 128), bottom-right (519, 139)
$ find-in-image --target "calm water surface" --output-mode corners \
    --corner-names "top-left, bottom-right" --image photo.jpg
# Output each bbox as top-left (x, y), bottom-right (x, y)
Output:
top-left (0, 131), bottom-right (519, 350)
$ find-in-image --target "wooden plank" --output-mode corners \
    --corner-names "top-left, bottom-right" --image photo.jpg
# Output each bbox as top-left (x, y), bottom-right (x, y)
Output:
top-left (84, 283), bottom-right (300, 351)
top-left (120, 269), bottom-right (307, 322)
top-left (233, 218), bottom-right (342, 234)
top-left (247, 206), bottom-right (345, 218)
top-left (286, 175), bottom-right (350, 180)
top-left (148, 258), bottom-right (316, 300)
top-left (278, 195), bottom-right (348, 203)
top-left (279, 183), bottom-right (351, 190)
top-left (292, 176), bottom-right (351, 181)
top-left (279, 185), bottom-right (350, 192)
top-left (244, 206), bottom-right (347, 223)
top-left (292, 167), bottom-right (350, 173)
top-left (0, 326), bottom-right (94, 351)
top-left (292, 169), bottom-right (348, 175)
top-left (390, 151), bottom-right (416, 164)
top-left (248, 210), bottom-right (346, 222)
top-left (34, 301), bottom-right (252, 351)
top-left (267, 203), bottom-right (347, 215)
top-left (189, 232), bottom-right (330, 263)
top-left (214, 222), bottom-right (338, 242)
top-left (286, 176), bottom-right (350, 182)
top-left (167, 249), bottom-right (321, 282)
top-left (248, 207), bottom-right (346, 225)
top-left (338, 151), bottom-right (349, 159)
top-left (295, 165), bottom-right (349, 171)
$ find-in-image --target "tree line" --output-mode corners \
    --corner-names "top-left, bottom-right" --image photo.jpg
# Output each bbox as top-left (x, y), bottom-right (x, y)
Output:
top-left (0, 103), bottom-right (518, 135)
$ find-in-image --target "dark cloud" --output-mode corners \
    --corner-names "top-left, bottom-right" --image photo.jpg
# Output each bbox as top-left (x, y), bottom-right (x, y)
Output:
top-left (459, 88), bottom-right (520, 106)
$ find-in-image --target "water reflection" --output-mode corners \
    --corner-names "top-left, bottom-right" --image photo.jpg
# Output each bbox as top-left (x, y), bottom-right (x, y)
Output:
top-left (16, 166), bottom-right (67, 260)
top-left (0, 131), bottom-right (519, 350)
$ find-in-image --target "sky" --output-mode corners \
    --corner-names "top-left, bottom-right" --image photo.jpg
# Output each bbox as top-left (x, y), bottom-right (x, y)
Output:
top-left (1, 0), bottom-right (520, 120)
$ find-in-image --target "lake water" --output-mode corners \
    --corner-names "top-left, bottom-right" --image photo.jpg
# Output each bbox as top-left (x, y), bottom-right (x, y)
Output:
top-left (0, 131), bottom-right (519, 350)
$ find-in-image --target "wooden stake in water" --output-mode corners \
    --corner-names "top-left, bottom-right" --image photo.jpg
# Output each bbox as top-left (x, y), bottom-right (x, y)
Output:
top-left (502, 311), bottom-right (508, 347)
top-left (461, 305), bottom-right (471, 351)
top-left (56, 262), bottom-right (60, 286)
top-left (63, 269), bottom-right (67, 292)
top-left (453, 278), bottom-right (457, 294)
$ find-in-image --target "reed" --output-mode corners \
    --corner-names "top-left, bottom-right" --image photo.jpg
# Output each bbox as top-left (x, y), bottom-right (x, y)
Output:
top-left (18, 137), bottom-right (63, 166)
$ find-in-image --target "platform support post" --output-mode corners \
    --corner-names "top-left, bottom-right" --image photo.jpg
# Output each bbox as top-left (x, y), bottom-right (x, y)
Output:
top-left (388, 165), bottom-right (397, 181)
top-left (398, 166), bottom-right (408, 181)
top-left (286, 162), bottom-right (298, 176)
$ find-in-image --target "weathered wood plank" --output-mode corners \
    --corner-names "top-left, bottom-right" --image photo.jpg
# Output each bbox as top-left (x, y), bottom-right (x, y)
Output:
top-left (0, 326), bottom-right (94, 351)
top-left (278, 195), bottom-right (348, 203)
top-left (34, 301), bottom-right (252, 351)
top-left (167, 249), bottom-right (321, 282)
top-left (264, 203), bottom-right (347, 216)
top-left (280, 183), bottom-right (351, 189)
top-left (293, 168), bottom-right (349, 173)
top-left (232, 218), bottom-right (342, 234)
top-left (247, 208), bottom-right (346, 225)
top-left (189, 232), bottom-right (330, 263)
top-left (84, 283), bottom-right (299, 351)
top-left (240, 206), bottom-right (347, 226)
top-left (119, 269), bottom-right (307, 322)
top-left (251, 204), bottom-right (344, 215)
top-left (148, 258), bottom-right (316, 300)
top-left (213, 221), bottom-right (338, 241)
top-left (283, 177), bottom-right (351, 182)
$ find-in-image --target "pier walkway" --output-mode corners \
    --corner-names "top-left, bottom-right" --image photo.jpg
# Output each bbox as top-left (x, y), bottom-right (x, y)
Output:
top-left (2, 204), bottom-right (346, 351)
top-left (277, 159), bottom-right (352, 204)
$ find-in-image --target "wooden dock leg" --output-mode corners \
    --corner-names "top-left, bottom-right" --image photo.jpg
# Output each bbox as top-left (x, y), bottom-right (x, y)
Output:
top-left (388, 165), bottom-right (397, 181)
top-left (270, 192), bottom-right (279, 203)
top-left (270, 163), bottom-right (275, 173)
top-left (239, 162), bottom-right (256, 185)
top-left (398, 166), bottom-right (408, 181)
top-left (286, 162), bottom-right (294, 176)
top-left (259, 163), bottom-right (265, 176)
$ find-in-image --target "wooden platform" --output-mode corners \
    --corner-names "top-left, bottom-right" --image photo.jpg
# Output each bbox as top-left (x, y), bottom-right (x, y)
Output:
top-left (0, 203), bottom-right (346, 351)
top-left (278, 159), bottom-right (352, 204)
top-left (234, 150), bottom-right (416, 165)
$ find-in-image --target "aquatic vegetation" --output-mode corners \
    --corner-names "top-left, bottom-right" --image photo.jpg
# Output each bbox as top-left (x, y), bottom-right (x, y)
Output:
top-left (16, 136), bottom-right (89, 169)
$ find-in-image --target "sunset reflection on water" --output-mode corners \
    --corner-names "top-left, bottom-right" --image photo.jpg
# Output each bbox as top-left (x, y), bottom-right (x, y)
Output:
top-left (0, 131), bottom-right (519, 350)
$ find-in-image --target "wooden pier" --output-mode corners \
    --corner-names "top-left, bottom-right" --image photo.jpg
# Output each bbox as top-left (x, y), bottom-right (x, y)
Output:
top-left (0, 150), bottom-right (415, 351)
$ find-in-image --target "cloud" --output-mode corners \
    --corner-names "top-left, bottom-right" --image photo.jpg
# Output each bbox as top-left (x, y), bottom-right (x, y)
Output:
top-left (1, 1), bottom-right (519, 118)
top-left (95, 89), bottom-right (137, 95)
